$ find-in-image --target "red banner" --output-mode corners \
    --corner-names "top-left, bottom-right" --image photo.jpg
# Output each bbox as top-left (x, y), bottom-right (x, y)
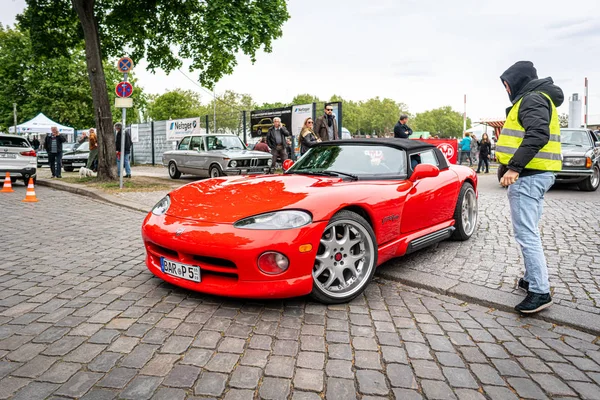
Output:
top-left (417, 139), bottom-right (459, 164)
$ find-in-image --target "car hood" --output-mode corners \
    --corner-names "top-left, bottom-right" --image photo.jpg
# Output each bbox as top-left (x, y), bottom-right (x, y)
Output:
top-left (165, 174), bottom-right (367, 224)
top-left (562, 145), bottom-right (590, 157)
top-left (211, 149), bottom-right (271, 158)
top-left (63, 151), bottom-right (89, 159)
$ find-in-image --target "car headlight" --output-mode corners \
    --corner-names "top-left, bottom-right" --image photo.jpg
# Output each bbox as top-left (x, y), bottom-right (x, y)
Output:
top-left (234, 210), bottom-right (312, 230)
top-left (563, 157), bottom-right (587, 167)
top-left (267, 159), bottom-right (273, 167)
top-left (230, 160), bottom-right (237, 168)
top-left (152, 195), bottom-right (171, 216)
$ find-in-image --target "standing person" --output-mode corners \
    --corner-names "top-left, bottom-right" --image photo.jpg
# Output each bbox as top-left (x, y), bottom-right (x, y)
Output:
top-left (470, 134), bottom-right (479, 164)
top-left (458, 133), bottom-right (472, 166)
top-left (77, 131), bottom-right (89, 144)
top-left (314, 105), bottom-right (339, 142)
top-left (300, 117), bottom-right (321, 155)
top-left (31, 136), bottom-right (40, 151)
top-left (266, 117), bottom-right (291, 166)
top-left (254, 136), bottom-right (270, 153)
top-left (393, 115), bottom-right (413, 138)
top-left (86, 128), bottom-right (98, 171)
top-left (497, 61), bottom-right (563, 313)
top-left (476, 133), bottom-right (492, 173)
top-left (115, 123), bottom-right (133, 178)
top-left (44, 126), bottom-right (67, 178)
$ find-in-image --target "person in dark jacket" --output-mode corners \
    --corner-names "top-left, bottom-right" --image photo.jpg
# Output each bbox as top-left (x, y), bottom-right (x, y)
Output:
top-left (44, 126), bottom-right (67, 178)
top-left (393, 115), bottom-right (413, 138)
top-left (115, 123), bottom-right (133, 178)
top-left (253, 136), bottom-right (270, 153)
top-left (476, 133), bottom-right (492, 173)
top-left (266, 117), bottom-right (291, 165)
top-left (31, 137), bottom-right (40, 150)
top-left (314, 105), bottom-right (338, 141)
top-left (498, 61), bottom-right (564, 314)
top-left (299, 117), bottom-right (321, 155)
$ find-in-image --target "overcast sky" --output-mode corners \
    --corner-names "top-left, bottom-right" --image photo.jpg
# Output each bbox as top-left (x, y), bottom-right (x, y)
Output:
top-left (3, 0), bottom-right (600, 124)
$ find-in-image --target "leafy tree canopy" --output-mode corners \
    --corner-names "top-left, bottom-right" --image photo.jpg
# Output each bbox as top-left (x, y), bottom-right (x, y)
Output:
top-left (412, 106), bottom-right (471, 138)
top-left (147, 89), bottom-right (203, 121)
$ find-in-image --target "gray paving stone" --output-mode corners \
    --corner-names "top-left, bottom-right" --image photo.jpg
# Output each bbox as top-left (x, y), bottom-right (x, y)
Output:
top-left (530, 373), bottom-right (576, 396)
top-left (354, 351), bottom-right (382, 369)
top-left (12, 355), bottom-right (56, 378)
top-left (6, 343), bottom-right (46, 362)
top-left (443, 367), bottom-right (479, 389)
top-left (163, 365), bottom-right (201, 387)
top-left (470, 363), bottom-right (506, 386)
top-left (273, 339), bottom-right (298, 356)
top-left (55, 371), bottom-right (103, 398)
top-left (356, 370), bottom-right (389, 395)
top-left (150, 387), bottom-right (186, 400)
top-left (38, 362), bottom-right (82, 383)
top-left (192, 331), bottom-right (222, 348)
top-left (436, 352), bottom-right (465, 368)
top-left (161, 335), bottom-right (193, 354)
top-left (224, 389), bottom-right (256, 400)
top-left (140, 354), bottom-right (179, 376)
top-left (0, 377), bottom-right (32, 399)
top-left (293, 368), bottom-right (324, 391)
top-left (64, 343), bottom-right (107, 363)
top-left (265, 355), bottom-right (295, 378)
top-left (387, 363), bottom-right (418, 389)
top-left (120, 375), bottom-right (163, 400)
top-left (12, 381), bottom-right (60, 400)
top-left (477, 343), bottom-right (510, 359)
top-left (98, 367), bottom-right (138, 389)
top-left (328, 343), bottom-right (353, 360)
top-left (517, 357), bottom-right (552, 373)
top-left (421, 380), bottom-right (458, 400)
top-left (326, 378), bottom-right (357, 400)
top-left (568, 381), bottom-right (600, 399)
top-left (483, 385), bottom-right (519, 400)
top-left (80, 388), bottom-right (118, 400)
top-left (249, 335), bottom-right (272, 350)
top-left (41, 336), bottom-right (86, 356)
top-left (405, 342), bottom-right (434, 359)
top-left (392, 388), bottom-right (423, 400)
top-left (181, 348), bottom-right (213, 367)
top-left (240, 349), bottom-right (269, 368)
top-left (326, 359), bottom-right (353, 379)
top-left (507, 377), bottom-right (548, 400)
top-left (119, 344), bottom-right (157, 369)
top-left (300, 336), bottom-right (325, 352)
top-left (548, 362), bottom-right (592, 382)
top-left (88, 329), bottom-right (120, 344)
top-left (297, 351), bottom-right (325, 370)
top-left (454, 389), bottom-right (486, 400)
top-left (108, 336), bottom-right (139, 353)
top-left (204, 352), bottom-right (240, 373)
top-left (229, 366), bottom-right (261, 389)
top-left (259, 377), bottom-right (290, 400)
top-left (381, 345), bottom-right (408, 364)
top-left (412, 359), bottom-right (445, 380)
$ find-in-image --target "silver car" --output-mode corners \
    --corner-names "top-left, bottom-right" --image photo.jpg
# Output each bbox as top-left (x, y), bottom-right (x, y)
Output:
top-left (163, 134), bottom-right (273, 179)
top-left (0, 134), bottom-right (37, 184)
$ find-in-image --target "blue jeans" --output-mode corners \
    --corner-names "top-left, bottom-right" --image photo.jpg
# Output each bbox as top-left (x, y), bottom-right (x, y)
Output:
top-left (48, 152), bottom-right (62, 177)
top-left (507, 172), bottom-right (555, 294)
top-left (117, 152), bottom-right (131, 176)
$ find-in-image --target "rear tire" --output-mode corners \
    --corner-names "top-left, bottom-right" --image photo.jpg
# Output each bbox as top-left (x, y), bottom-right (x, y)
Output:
top-left (451, 182), bottom-right (478, 241)
top-left (310, 210), bottom-right (377, 304)
top-left (577, 164), bottom-right (600, 192)
top-left (168, 162), bottom-right (181, 179)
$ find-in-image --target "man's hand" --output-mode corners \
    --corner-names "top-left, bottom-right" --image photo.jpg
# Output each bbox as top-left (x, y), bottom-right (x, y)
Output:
top-left (501, 169), bottom-right (519, 187)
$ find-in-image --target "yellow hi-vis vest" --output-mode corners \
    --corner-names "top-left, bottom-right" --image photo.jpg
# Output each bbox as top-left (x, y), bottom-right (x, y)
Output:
top-left (496, 92), bottom-right (562, 171)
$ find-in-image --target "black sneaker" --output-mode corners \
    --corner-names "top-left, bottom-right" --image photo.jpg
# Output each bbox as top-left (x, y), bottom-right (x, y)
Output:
top-left (517, 278), bottom-right (529, 292)
top-left (515, 292), bottom-right (552, 314)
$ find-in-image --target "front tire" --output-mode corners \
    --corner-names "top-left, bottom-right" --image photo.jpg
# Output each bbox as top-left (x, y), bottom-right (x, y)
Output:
top-left (310, 210), bottom-right (377, 304)
top-left (209, 165), bottom-right (222, 178)
top-left (451, 182), bottom-right (478, 241)
top-left (256, 128), bottom-right (262, 137)
top-left (577, 164), bottom-right (600, 192)
top-left (168, 162), bottom-right (181, 179)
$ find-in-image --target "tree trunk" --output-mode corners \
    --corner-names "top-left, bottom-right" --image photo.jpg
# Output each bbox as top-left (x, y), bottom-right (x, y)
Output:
top-left (72, 0), bottom-right (116, 180)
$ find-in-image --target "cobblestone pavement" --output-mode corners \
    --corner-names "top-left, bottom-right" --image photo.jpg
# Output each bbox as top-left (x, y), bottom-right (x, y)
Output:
top-left (2, 186), bottom-right (600, 399)
top-left (383, 177), bottom-right (600, 314)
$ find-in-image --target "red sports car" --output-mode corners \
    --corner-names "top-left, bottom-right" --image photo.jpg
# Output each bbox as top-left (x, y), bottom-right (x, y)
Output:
top-left (142, 139), bottom-right (478, 303)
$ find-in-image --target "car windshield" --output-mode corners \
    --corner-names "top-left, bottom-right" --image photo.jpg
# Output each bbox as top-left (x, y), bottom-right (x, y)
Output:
top-left (75, 142), bottom-right (89, 151)
top-left (207, 136), bottom-right (245, 150)
top-left (0, 136), bottom-right (29, 148)
top-left (288, 144), bottom-right (408, 179)
top-left (561, 130), bottom-right (592, 147)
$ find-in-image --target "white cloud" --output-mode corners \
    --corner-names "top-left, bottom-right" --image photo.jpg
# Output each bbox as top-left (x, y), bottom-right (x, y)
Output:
top-left (4, 0), bottom-right (600, 124)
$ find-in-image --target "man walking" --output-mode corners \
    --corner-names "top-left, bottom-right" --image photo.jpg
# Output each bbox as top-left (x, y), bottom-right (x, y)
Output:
top-left (497, 61), bottom-right (563, 314)
top-left (44, 126), bottom-right (66, 178)
top-left (314, 105), bottom-right (338, 142)
top-left (394, 114), bottom-right (413, 138)
top-left (266, 117), bottom-right (291, 165)
top-left (115, 123), bottom-right (133, 178)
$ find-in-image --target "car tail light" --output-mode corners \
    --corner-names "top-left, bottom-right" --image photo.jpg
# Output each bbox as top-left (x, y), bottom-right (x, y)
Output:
top-left (20, 150), bottom-right (37, 157)
top-left (258, 252), bottom-right (289, 275)
top-left (586, 157), bottom-right (592, 168)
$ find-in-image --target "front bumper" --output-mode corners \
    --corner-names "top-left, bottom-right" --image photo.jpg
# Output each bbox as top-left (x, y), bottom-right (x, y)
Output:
top-left (224, 167), bottom-right (272, 175)
top-left (141, 213), bottom-right (327, 299)
top-left (62, 158), bottom-right (88, 167)
top-left (555, 168), bottom-right (593, 183)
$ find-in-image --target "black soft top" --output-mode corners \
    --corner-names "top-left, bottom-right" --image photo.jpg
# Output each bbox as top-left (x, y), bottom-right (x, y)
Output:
top-left (315, 138), bottom-right (436, 151)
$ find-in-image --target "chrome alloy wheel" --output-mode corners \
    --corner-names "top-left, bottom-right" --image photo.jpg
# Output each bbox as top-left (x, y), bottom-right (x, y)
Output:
top-left (591, 165), bottom-right (600, 189)
top-left (313, 219), bottom-right (375, 299)
top-left (461, 187), bottom-right (478, 237)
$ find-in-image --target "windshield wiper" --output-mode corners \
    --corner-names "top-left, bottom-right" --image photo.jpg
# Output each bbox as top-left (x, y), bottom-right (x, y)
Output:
top-left (322, 170), bottom-right (359, 180)
top-left (563, 143), bottom-right (584, 147)
top-left (287, 170), bottom-right (358, 180)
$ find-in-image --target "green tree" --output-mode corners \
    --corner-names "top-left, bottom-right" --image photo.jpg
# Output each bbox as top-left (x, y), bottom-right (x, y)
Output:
top-left (292, 94), bottom-right (321, 105)
top-left (147, 89), bottom-right (202, 121)
top-left (19, 0), bottom-right (289, 180)
top-left (201, 90), bottom-right (257, 134)
top-left (356, 97), bottom-right (409, 136)
top-left (412, 106), bottom-right (471, 138)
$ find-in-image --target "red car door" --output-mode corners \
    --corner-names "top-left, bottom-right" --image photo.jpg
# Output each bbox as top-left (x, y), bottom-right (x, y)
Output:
top-left (400, 150), bottom-right (460, 234)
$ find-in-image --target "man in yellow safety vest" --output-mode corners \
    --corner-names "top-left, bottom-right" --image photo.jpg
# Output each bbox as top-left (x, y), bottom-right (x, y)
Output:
top-left (498, 61), bottom-right (563, 314)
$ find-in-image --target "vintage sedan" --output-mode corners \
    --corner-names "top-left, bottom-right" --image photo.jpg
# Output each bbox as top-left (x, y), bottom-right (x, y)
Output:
top-left (555, 129), bottom-right (600, 191)
top-left (143, 139), bottom-right (478, 303)
top-left (62, 142), bottom-right (90, 172)
top-left (163, 134), bottom-right (273, 179)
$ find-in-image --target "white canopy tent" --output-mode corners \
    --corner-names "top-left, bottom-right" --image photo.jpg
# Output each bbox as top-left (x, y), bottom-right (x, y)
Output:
top-left (9, 113), bottom-right (74, 139)
top-left (465, 124), bottom-right (495, 140)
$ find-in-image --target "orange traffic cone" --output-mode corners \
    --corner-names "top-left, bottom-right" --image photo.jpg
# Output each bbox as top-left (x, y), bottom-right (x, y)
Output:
top-left (22, 178), bottom-right (38, 202)
top-left (1, 172), bottom-right (14, 193)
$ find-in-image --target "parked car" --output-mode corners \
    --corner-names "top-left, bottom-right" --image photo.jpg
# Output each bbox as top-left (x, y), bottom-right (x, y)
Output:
top-left (37, 142), bottom-right (79, 167)
top-left (555, 129), bottom-right (600, 191)
top-left (163, 134), bottom-right (273, 179)
top-left (252, 118), bottom-right (286, 137)
top-left (143, 138), bottom-right (478, 303)
top-left (62, 141), bottom-right (90, 172)
top-left (0, 134), bottom-right (37, 184)
top-left (341, 127), bottom-right (352, 139)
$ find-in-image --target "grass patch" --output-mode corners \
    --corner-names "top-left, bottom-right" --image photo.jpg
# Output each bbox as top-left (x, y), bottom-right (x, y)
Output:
top-left (60, 176), bottom-right (172, 193)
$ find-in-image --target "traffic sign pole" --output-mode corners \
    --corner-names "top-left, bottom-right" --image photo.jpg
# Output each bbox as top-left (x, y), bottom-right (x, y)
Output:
top-left (119, 72), bottom-right (128, 190)
top-left (116, 56), bottom-right (134, 190)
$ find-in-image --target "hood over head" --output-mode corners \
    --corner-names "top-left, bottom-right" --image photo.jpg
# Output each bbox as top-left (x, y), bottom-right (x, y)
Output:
top-left (500, 61), bottom-right (564, 107)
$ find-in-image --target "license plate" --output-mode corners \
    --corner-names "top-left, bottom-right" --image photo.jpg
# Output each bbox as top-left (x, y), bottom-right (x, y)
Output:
top-left (73, 163), bottom-right (85, 166)
top-left (0, 154), bottom-right (16, 158)
top-left (160, 258), bottom-right (201, 282)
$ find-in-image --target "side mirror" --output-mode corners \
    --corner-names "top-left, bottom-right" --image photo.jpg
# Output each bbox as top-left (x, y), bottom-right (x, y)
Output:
top-left (595, 141), bottom-right (600, 147)
top-left (409, 164), bottom-right (440, 182)
top-left (283, 159), bottom-right (294, 171)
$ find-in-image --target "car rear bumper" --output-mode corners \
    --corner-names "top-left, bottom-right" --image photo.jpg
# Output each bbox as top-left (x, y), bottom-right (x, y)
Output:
top-left (0, 166), bottom-right (37, 177)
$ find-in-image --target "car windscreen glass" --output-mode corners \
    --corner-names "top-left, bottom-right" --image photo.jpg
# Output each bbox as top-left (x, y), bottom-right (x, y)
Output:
top-left (178, 137), bottom-right (191, 150)
top-left (289, 145), bottom-right (407, 178)
top-left (0, 137), bottom-right (29, 148)
top-left (561, 130), bottom-right (592, 147)
top-left (207, 136), bottom-right (245, 150)
top-left (76, 142), bottom-right (89, 152)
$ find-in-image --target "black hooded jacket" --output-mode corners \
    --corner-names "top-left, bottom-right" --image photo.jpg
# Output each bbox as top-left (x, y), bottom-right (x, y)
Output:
top-left (500, 61), bottom-right (564, 175)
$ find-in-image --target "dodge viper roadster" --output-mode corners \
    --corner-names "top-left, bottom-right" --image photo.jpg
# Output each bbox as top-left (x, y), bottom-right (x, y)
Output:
top-left (142, 139), bottom-right (478, 303)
